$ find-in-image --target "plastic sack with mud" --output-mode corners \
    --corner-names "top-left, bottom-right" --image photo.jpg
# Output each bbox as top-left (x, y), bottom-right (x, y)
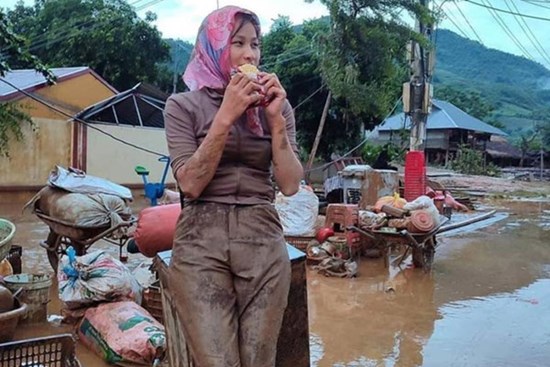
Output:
top-left (58, 247), bottom-right (142, 310)
top-left (24, 186), bottom-right (132, 236)
top-left (48, 165), bottom-right (133, 200)
top-left (78, 301), bottom-right (166, 366)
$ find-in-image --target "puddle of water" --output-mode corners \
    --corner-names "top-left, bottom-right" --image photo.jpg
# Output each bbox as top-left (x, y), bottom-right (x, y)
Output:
top-left (423, 279), bottom-right (550, 367)
top-left (308, 200), bottom-right (550, 367)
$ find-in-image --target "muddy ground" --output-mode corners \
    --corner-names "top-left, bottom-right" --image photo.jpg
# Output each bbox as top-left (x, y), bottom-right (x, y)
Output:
top-left (1, 174), bottom-right (549, 366)
top-left (427, 168), bottom-right (550, 197)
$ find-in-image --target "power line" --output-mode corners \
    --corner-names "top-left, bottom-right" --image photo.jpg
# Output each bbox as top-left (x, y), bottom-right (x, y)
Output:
top-left (0, 77), bottom-right (166, 157)
top-left (522, 0), bottom-right (550, 10)
top-left (481, 0), bottom-right (537, 60)
top-left (262, 48), bottom-right (316, 69)
top-left (292, 84), bottom-right (325, 112)
top-left (452, 0), bottom-right (484, 43)
top-left (442, 8), bottom-right (474, 39)
top-left (304, 96), bottom-right (403, 174)
top-left (507, 0), bottom-right (550, 66)
top-left (0, 73), bottom-right (327, 157)
top-left (465, 0), bottom-right (550, 21)
top-left (4, 0), bottom-right (165, 54)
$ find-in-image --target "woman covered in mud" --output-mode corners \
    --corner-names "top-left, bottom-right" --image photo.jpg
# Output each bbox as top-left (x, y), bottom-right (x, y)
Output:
top-left (163, 5), bottom-right (303, 367)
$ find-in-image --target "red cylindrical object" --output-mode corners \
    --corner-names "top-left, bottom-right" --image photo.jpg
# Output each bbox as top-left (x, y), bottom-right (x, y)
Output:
top-left (404, 151), bottom-right (426, 202)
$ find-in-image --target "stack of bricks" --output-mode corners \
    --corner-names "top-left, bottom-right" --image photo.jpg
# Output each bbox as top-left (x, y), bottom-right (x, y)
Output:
top-left (324, 204), bottom-right (361, 248)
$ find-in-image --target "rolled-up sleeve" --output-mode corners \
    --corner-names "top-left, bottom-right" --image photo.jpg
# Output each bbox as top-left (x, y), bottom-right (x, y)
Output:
top-left (282, 100), bottom-right (299, 155)
top-left (164, 94), bottom-right (197, 177)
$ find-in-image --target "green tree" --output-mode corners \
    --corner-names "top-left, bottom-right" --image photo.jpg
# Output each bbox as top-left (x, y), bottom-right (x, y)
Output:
top-left (0, 9), bottom-right (54, 157)
top-left (301, 0), bottom-right (431, 156)
top-left (6, 0), bottom-right (170, 90)
top-left (513, 130), bottom-right (539, 167)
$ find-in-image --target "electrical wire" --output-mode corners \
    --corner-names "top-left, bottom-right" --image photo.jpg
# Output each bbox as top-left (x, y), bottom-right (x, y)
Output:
top-left (304, 96), bottom-right (403, 174)
top-left (5, 0), bottom-right (166, 54)
top-left (522, 0), bottom-right (550, 10)
top-left (0, 77), bottom-right (166, 157)
top-left (464, 0), bottom-right (550, 21)
top-left (441, 8), bottom-right (474, 39)
top-left (452, 0), bottom-right (484, 43)
top-left (262, 48), bottom-right (316, 69)
top-left (481, 0), bottom-right (537, 60)
top-left (0, 72), bottom-right (329, 157)
top-left (292, 84), bottom-right (325, 112)
top-left (507, 0), bottom-right (550, 66)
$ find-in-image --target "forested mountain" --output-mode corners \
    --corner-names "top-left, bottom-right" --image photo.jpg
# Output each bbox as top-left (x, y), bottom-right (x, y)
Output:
top-left (162, 27), bottom-right (550, 144)
top-left (433, 29), bottom-right (550, 135)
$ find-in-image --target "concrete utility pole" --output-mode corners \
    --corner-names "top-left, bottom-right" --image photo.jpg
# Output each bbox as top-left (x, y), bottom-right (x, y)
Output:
top-left (404, 0), bottom-right (433, 151)
top-left (403, 0), bottom-right (434, 201)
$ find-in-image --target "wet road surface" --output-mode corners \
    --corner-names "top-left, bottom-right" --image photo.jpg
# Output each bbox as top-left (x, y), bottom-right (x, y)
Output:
top-left (1, 197), bottom-right (549, 367)
top-left (309, 199), bottom-right (550, 367)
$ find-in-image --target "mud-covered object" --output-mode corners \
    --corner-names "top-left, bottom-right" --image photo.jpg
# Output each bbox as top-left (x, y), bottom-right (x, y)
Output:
top-left (312, 257), bottom-right (358, 278)
top-left (48, 166), bottom-right (133, 200)
top-left (274, 186), bottom-right (319, 236)
top-left (78, 301), bottom-right (166, 365)
top-left (58, 249), bottom-right (142, 310)
top-left (24, 186), bottom-right (132, 231)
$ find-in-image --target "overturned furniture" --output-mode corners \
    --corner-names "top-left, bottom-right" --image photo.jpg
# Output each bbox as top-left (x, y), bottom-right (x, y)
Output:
top-left (154, 244), bottom-right (310, 367)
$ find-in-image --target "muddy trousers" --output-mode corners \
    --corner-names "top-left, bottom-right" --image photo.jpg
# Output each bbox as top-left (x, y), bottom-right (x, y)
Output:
top-left (167, 202), bottom-right (291, 367)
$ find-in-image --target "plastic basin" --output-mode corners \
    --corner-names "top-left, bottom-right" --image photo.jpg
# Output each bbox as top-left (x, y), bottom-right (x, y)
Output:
top-left (0, 219), bottom-right (16, 262)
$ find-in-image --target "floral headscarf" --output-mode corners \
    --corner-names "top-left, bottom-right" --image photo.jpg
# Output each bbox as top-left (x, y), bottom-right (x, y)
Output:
top-left (183, 6), bottom-right (263, 136)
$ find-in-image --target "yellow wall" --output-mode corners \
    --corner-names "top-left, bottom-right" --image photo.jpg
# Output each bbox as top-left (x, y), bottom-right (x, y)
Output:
top-left (0, 118), bottom-right (72, 186)
top-left (86, 124), bottom-right (175, 186)
top-left (0, 72), bottom-right (116, 189)
top-left (16, 73), bottom-right (115, 119)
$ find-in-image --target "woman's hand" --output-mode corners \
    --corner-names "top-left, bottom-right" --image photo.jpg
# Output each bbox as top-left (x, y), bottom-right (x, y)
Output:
top-left (218, 74), bottom-right (263, 127)
top-left (258, 72), bottom-right (287, 121)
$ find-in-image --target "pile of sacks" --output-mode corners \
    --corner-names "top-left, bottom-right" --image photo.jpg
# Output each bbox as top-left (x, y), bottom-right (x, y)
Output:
top-left (58, 247), bottom-right (166, 366)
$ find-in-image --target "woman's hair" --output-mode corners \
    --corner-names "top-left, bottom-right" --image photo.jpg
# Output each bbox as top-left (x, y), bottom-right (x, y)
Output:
top-left (232, 13), bottom-right (261, 39)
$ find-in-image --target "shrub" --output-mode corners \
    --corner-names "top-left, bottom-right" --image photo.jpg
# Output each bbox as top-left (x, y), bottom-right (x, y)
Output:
top-left (450, 144), bottom-right (501, 177)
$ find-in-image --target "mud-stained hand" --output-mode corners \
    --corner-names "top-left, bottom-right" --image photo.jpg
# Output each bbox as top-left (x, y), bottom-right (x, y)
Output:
top-left (258, 72), bottom-right (287, 120)
top-left (218, 73), bottom-right (263, 127)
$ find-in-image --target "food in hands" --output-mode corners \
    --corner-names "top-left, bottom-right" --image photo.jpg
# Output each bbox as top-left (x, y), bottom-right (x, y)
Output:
top-left (232, 64), bottom-right (272, 107)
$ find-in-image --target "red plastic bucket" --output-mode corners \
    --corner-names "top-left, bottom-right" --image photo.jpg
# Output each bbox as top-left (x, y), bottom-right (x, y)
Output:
top-left (404, 151), bottom-right (426, 202)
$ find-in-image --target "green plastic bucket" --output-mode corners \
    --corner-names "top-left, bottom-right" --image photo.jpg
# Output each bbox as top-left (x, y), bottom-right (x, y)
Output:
top-left (3, 274), bottom-right (52, 324)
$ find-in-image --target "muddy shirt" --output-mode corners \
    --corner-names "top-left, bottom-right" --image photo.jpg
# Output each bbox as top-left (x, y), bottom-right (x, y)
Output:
top-left (164, 88), bottom-right (298, 205)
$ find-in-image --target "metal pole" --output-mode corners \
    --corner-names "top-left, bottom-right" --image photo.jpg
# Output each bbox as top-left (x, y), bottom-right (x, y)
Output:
top-left (216, 0), bottom-right (219, 9)
top-left (541, 147), bottom-right (544, 181)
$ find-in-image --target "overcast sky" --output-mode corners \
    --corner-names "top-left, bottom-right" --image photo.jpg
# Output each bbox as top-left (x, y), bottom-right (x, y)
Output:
top-left (3, 0), bottom-right (550, 70)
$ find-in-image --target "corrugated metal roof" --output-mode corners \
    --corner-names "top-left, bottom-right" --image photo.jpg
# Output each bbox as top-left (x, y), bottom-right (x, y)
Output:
top-left (379, 99), bottom-right (507, 136)
top-left (74, 83), bottom-right (168, 129)
top-left (0, 66), bottom-right (117, 101)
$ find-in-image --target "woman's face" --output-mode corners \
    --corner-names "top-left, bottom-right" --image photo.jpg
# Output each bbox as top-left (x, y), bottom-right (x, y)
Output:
top-left (230, 20), bottom-right (261, 67)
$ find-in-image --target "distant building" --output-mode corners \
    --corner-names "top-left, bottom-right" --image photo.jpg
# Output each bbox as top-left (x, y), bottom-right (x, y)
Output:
top-left (0, 68), bottom-right (173, 195)
top-left (0, 67), bottom-right (117, 191)
top-left (74, 83), bottom-right (173, 187)
top-left (372, 99), bottom-right (508, 166)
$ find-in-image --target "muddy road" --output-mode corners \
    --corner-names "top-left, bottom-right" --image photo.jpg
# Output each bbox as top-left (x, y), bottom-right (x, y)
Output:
top-left (1, 198), bottom-right (549, 367)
